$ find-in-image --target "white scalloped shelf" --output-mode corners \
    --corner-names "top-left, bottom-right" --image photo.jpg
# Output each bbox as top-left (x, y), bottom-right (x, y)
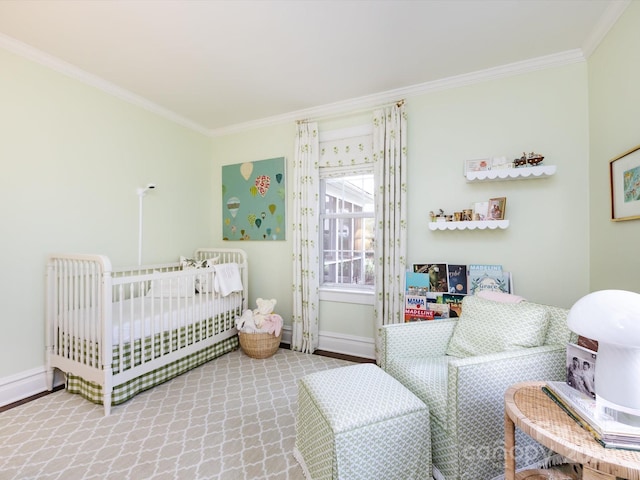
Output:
top-left (466, 165), bottom-right (556, 182)
top-left (429, 220), bottom-right (509, 231)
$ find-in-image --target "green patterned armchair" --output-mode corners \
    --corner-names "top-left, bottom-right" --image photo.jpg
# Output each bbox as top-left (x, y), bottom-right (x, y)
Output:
top-left (380, 295), bottom-right (576, 480)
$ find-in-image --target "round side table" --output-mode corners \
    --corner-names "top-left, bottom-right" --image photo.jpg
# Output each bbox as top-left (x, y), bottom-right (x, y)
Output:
top-left (504, 381), bottom-right (640, 480)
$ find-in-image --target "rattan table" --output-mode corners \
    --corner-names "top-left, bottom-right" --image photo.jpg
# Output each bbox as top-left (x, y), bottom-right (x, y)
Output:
top-left (505, 381), bottom-right (640, 480)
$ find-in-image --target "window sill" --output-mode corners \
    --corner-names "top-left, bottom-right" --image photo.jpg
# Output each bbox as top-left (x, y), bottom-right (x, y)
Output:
top-left (319, 287), bottom-right (375, 305)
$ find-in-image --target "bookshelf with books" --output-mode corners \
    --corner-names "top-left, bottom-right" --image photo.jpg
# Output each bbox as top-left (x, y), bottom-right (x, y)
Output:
top-left (404, 262), bottom-right (514, 320)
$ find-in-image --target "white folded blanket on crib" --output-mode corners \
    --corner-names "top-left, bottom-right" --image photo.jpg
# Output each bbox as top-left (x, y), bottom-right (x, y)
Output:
top-left (214, 263), bottom-right (244, 296)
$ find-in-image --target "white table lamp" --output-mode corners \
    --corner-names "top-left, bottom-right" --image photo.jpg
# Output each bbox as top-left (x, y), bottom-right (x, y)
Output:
top-left (567, 289), bottom-right (640, 417)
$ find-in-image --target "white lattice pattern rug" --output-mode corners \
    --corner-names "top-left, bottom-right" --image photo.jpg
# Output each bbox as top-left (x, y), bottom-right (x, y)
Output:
top-left (0, 348), bottom-right (353, 479)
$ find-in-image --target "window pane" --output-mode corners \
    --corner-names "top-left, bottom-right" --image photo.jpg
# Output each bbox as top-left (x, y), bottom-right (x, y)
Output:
top-left (323, 175), bottom-right (374, 214)
top-left (320, 173), bottom-right (375, 288)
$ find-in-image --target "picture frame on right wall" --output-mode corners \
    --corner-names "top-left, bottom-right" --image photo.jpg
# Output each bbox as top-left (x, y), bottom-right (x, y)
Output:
top-left (488, 197), bottom-right (506, 220)
top-left (610, 144), bottom-right (640, 222)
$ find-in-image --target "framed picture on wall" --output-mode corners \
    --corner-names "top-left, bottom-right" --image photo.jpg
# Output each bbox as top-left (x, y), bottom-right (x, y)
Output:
top-left (222, 157), bottom-right (286, 240)
top-left (488, 197), bottom-right (506, 220)
top-left (610, 144), bottom-right (640, 222)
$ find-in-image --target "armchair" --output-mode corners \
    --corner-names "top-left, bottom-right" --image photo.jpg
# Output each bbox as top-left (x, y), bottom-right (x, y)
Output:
top-left (380, 295), bottom-right (576, 480)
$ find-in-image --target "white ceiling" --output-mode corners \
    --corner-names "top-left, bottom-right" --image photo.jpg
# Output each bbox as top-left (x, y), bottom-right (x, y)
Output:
top-left (0, 0), bottom-right (629, 135)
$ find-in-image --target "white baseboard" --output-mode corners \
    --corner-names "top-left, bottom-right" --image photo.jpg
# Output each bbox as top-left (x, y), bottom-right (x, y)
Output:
top-left (0, 367), bottom-right (63, 408)
top-left (318, 330), bottom-right (376, 359)
top-left (281, 326), bottom-right (376, 360)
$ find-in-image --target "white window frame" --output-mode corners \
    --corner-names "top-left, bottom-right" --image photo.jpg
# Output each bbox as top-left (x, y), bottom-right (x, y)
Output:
top-left (318, 126), bottom-right (375, 306)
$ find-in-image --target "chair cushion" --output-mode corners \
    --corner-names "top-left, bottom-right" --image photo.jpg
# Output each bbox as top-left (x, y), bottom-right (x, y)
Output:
top-left (446, 295), bottom-right (550, 358)
top-left (385, 357), bottom-right (449, 428)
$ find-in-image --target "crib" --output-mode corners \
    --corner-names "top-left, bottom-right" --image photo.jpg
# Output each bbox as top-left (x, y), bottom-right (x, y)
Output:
top-left (45, 248), bottom-right (248, 416)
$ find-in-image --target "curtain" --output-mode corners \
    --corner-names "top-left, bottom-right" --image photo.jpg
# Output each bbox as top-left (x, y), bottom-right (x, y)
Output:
top-left (291, 122), bottom-right (320, 353)
top-left (373, 103), bottom-right (407, 361)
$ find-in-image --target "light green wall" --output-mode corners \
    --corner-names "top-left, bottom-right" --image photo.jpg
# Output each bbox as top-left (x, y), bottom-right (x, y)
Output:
top-left (0, 49), bottom-right (214, 377)
top-left (588, 1), bottom-right (640, 292)
top-left (406, 64), bottom-right (590, 307)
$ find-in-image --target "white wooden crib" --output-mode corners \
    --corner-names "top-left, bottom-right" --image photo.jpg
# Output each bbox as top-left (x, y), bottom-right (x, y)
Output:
top-left (45, 248), bottom-right (248, 415)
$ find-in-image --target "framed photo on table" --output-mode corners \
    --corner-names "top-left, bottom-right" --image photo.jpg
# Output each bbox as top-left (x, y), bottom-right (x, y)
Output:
top-left (610, 144), bottom-right (640, 221)
top-left (488, 197), bottom-right (506, 220)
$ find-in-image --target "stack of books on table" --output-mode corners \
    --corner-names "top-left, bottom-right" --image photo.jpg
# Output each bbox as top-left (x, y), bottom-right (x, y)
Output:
top-left (543, 380), bottom-right (640, 451)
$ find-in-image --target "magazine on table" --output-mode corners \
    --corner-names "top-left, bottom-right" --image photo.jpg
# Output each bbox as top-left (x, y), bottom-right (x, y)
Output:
top-left (566, 342), bottom-right (597, 399)
top-left (543, 381), bottom-right (640, 450)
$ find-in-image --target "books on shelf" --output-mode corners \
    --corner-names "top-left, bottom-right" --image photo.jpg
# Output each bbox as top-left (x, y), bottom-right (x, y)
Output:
top-left (446, 264), bottom-right (467, 294)
top-left (404, 294), bottom-right (433, 322)
top-left (404, 262), bottom-right (515, 319)
top-left (405, 271), bottom-right (430, 296)
top-left (426, 301), bottom-right (450, 319)
top-left (543, 380), bottom-right (640, 451)
top-left (468, 264), bottom-right (511, 294)
top-left (566, 342), bottom-right (597, 399)
top-left (441, 293), bottom-right (465, 318)
top-left (413, 263), bottom-right (448, 292)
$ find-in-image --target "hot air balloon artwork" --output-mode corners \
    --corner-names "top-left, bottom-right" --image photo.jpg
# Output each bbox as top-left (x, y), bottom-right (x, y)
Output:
top-left (221, 157), bottom-right (286, 241)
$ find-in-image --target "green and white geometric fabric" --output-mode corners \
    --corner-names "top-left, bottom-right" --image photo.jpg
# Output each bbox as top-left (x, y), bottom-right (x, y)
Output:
top-left (380, 297), bottom-right (576, 480)
top-left (446, 295), bottom-right (550, 358)
top-left (294, 363), bottom-right (431, 480)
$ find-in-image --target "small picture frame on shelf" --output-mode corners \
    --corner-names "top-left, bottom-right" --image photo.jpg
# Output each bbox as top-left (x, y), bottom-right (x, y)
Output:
top-left (473, 201), bottom-right (489, 220)
top-left (491, 156), bottom-right (512, 170)
top-left (610, 144), bottom-right (640, 222)
top-left (464, 158), bottom-right (491, 175)
top-left (488, 197), bottom-right (506, 220)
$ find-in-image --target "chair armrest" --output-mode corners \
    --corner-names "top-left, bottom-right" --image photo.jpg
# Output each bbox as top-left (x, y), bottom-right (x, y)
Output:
top-left (445, 345), bottom-right (566, 431)
top-left (379, 319), bottom-right (457, 370)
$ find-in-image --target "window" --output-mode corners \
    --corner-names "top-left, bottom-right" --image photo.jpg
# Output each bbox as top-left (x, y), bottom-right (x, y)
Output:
top-left (320, 170), bottom-right (375, 291)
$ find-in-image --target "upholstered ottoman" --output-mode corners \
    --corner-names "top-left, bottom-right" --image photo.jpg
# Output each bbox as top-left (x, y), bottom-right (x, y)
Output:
top-left (294, 363), bottom-right (431, 480)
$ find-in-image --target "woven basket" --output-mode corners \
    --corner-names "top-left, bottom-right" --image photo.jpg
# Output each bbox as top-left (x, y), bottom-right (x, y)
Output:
top-left (238, 331), bottom-right (282, 359)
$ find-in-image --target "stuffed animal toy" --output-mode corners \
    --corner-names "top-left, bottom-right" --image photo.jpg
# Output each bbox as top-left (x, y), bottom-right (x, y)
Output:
top-left (236, 298), bottom-right (282, 336)
top-left (253, 298), bottom-right (277, 329)
top-left (235, 309), bottom-right (258, 333)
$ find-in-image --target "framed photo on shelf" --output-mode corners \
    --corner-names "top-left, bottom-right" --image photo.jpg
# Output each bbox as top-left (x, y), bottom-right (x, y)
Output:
top-left (491, 156), bottom-right (512, 170)
top-left (488, 197), bottom-right (506, 220)
top-left (473, 201), bottom-right (489, 221)
top-left (610, 144), bottom-right (640, 222)
top-left (463, 158), bottom-right (490, 175)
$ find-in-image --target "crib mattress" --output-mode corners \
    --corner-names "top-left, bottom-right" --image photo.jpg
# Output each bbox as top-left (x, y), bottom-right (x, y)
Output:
top-left (111, 292), bottom-right (243, 344)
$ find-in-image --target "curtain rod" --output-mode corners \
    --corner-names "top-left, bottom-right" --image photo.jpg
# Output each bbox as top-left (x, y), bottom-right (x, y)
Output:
top-left (296, 99), bottom-right (404, 124)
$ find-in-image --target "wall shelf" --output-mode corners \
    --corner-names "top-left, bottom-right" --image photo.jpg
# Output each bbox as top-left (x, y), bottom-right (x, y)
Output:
top-left (465, 165), bottom-right (556, 182)
top-left (429, 220), bottom-right (509, 231)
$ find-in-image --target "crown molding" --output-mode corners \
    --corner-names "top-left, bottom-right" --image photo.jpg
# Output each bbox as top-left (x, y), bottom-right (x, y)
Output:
top-left (581, 0), bottom-right (631, 58)
top-left (210, 49), bottom-right (586, 137)
top-left (0, 30), bottom-right (604, 139)
top-left (0, 33), bottom-right (211, 137)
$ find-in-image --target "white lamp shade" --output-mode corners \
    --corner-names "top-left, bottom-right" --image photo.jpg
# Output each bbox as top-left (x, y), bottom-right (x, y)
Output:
top-left (567, 289), bottom-right (640, 347)
top-left (567, 289), bottom-right (640, 416)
